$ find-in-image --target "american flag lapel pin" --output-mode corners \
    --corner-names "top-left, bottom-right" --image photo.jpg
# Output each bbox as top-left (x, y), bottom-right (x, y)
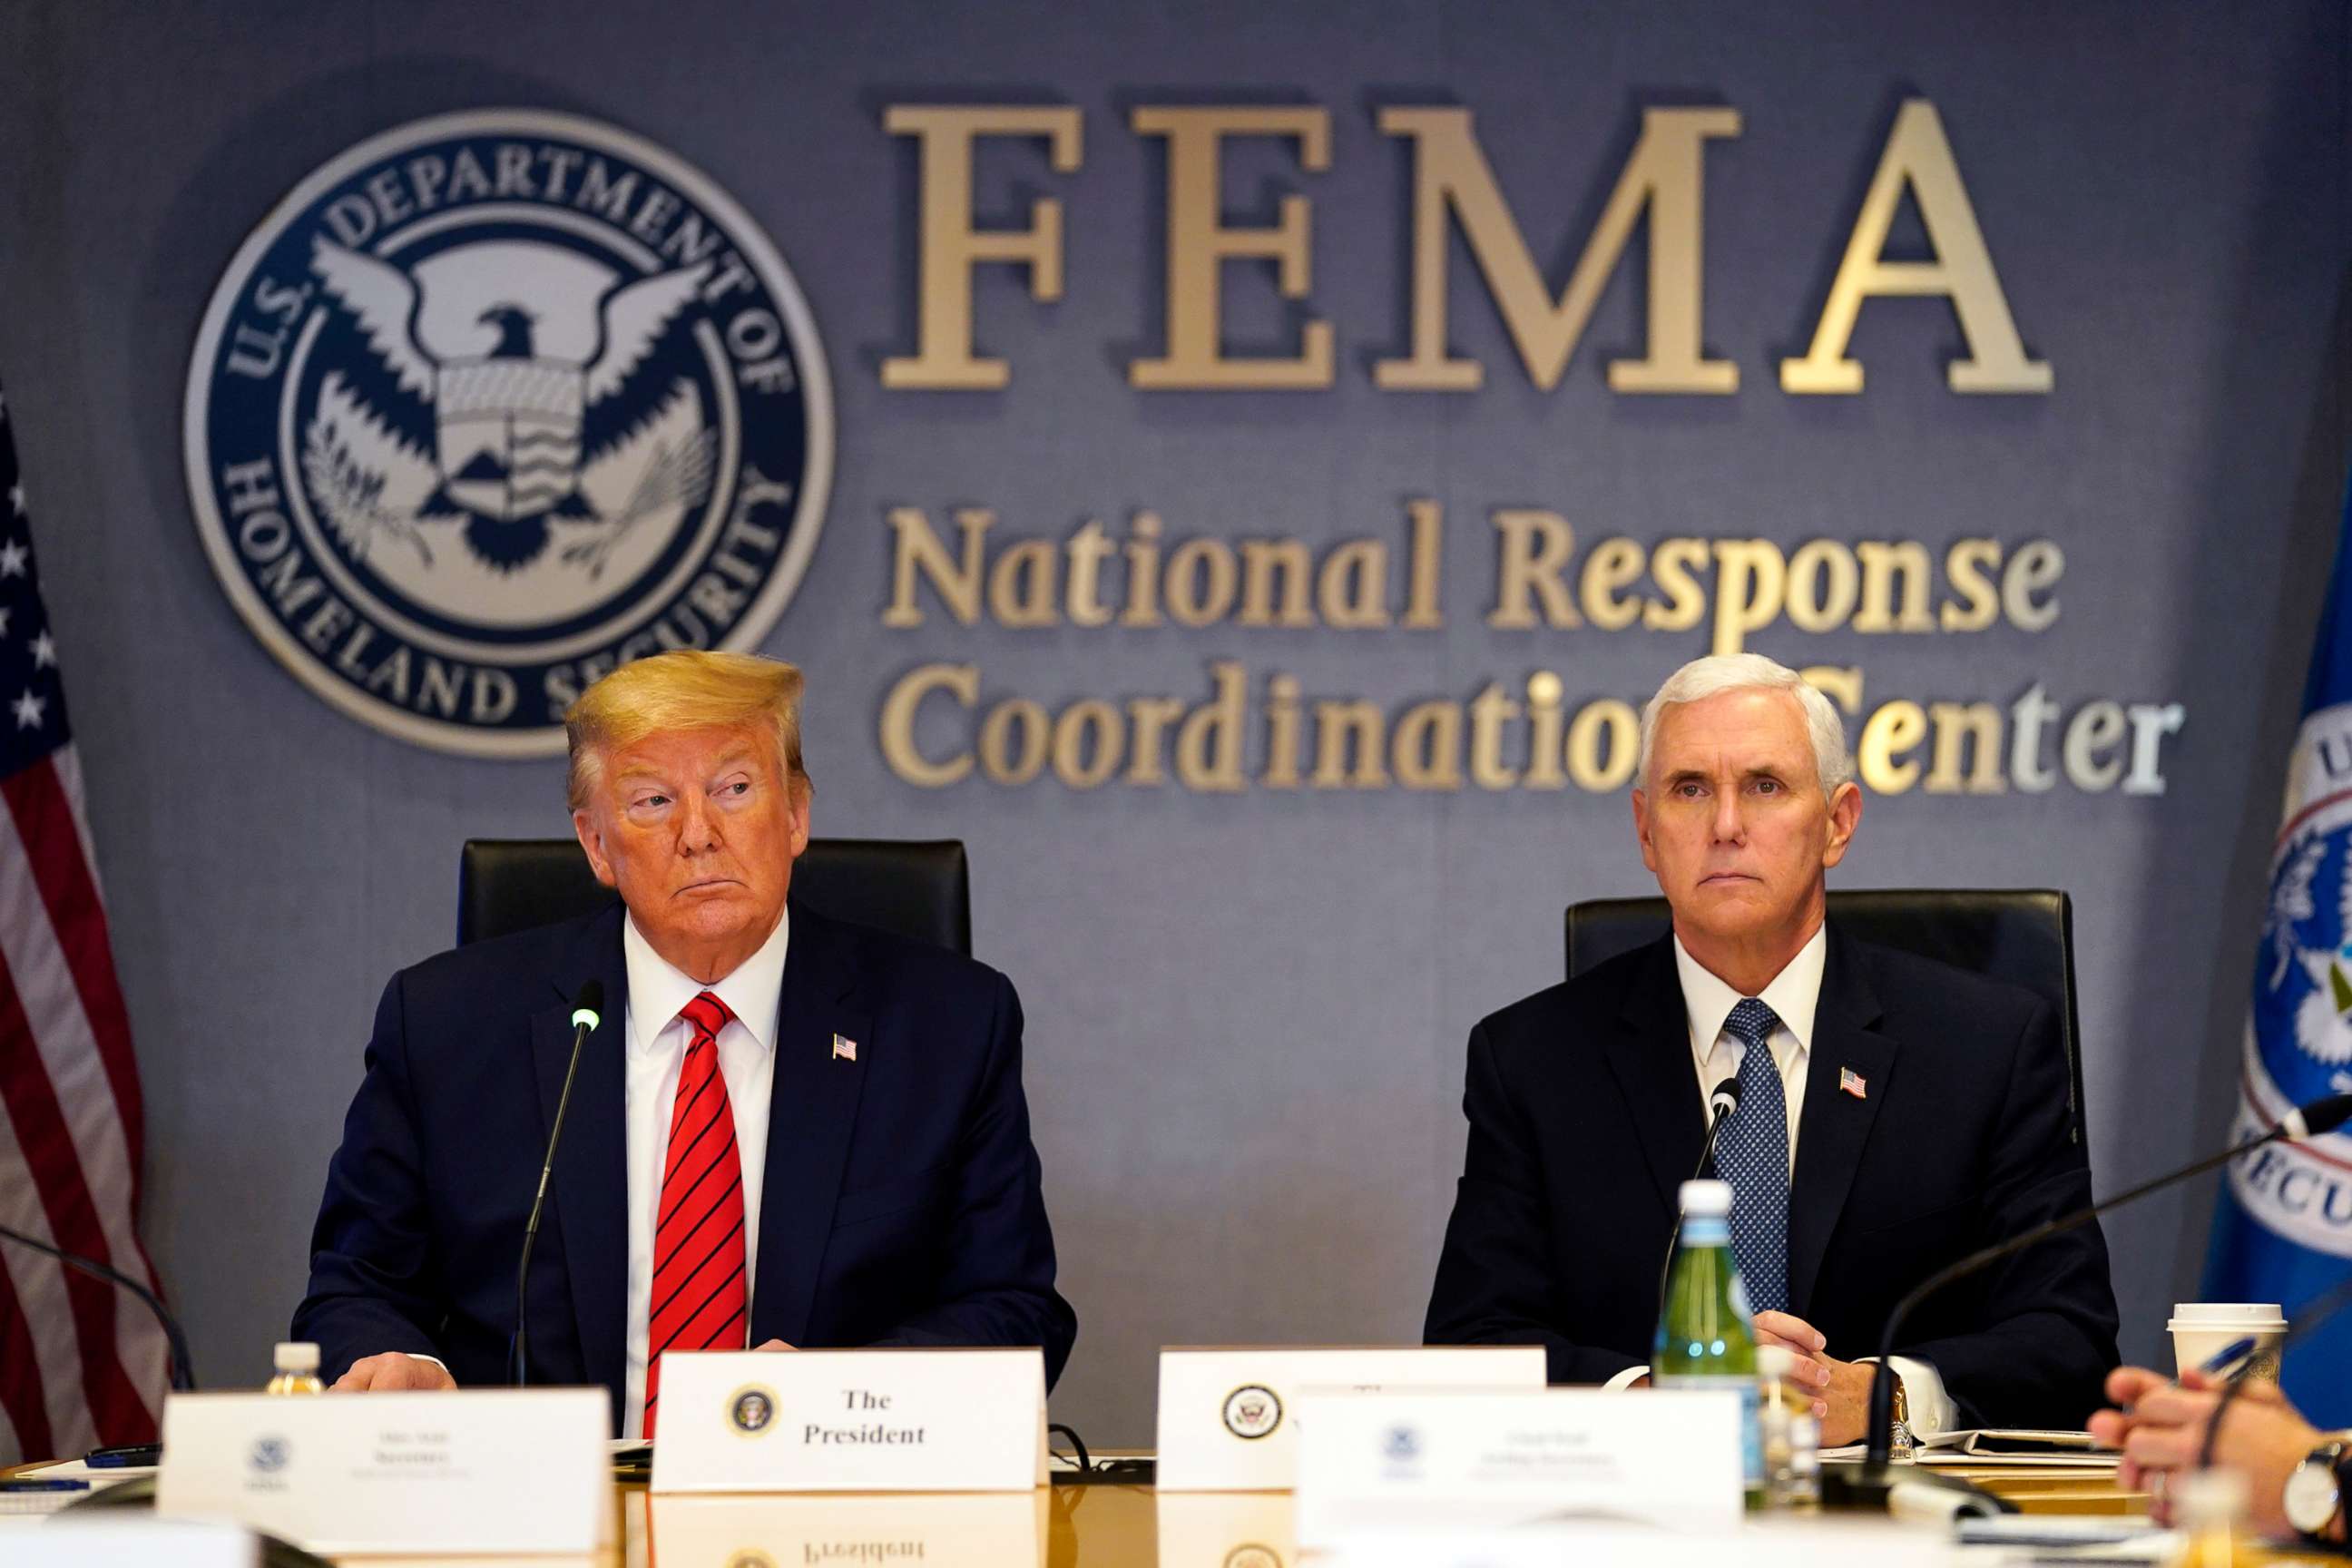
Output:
top-left (1838, 1066), bottom-right (1867, 1100)
top-left (831, 1034), bottom-right (858, 1063)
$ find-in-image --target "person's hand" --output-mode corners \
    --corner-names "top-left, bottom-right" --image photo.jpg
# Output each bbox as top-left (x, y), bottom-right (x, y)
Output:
top-left (1752, 1310), bottom-right (1875, 1446)
top-left (331, 1352), bottom-right (457, 1391)
top-left (2089, 1366), bottom-right (2318, 1534)
top-left (753, 1339), bottom-right (798, 1352)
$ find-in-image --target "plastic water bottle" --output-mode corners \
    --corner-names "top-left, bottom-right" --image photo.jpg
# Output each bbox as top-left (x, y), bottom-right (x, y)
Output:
top-left (1755, 1345), bottom-right (1822, 1510)
top-left (2175, 1471), bottom-right (2251, 1568)
top-left (1654, 1178), bottom-right (1763, 1508)
top-left (266, 1341), bottom-right (325, 1396)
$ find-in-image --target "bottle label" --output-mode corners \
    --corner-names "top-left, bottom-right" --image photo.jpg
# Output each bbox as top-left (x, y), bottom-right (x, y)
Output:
top-left (1682, 1217), bottom-right (1730, 1246)
top-left (1652, 1374), bottom-right (1763, 1490)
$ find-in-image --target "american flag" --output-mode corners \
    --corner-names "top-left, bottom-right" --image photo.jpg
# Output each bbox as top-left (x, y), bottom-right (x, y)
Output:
top-left (0, 381), bottom-right (168, 1462)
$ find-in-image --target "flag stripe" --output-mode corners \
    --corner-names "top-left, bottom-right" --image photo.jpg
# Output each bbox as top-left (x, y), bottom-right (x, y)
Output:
top-left (3, 760), bottom-right (145, 1174)
top-left (0, 1081), bottom-right (82, 1456)
top-left (0, 946), bottom-right (146, 1441)
top-left (0, 781), bottom-right (152, 1276)
top-left (0, 773), bottom-right (166, 1406)
top-left (0, 1248), bottom-right (63, 1461)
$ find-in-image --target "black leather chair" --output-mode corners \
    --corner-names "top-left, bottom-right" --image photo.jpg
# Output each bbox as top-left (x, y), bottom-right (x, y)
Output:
top-left (458, 838), bottom-right (972, 956)
top-left (1563, 889), bottom-right (2086, 1145)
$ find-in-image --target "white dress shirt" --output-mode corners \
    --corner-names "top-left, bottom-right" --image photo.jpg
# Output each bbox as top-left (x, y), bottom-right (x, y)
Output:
top-left (619, 909), bottom-right (788, 1440)
top-left (1604, 925), bottom-right (1955, 1436)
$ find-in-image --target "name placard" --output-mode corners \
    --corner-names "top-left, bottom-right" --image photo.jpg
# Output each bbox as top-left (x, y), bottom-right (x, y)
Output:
top-left (650, 1490), bottom-right (1046, 1566)
top-left (1154, 1346), bottom-right (1545, 1492)
top-left (1293, 1387), bottom-right (1742, 1546)
top-left (1321, 1522), bottom-right (1955, 1568)
top-left (649, 1348), bottom-right (1046, 1493)
top-left (12, 1522), bottom-right (258, 1568)
top-left (155, 1388), bottom-right (608, 1554)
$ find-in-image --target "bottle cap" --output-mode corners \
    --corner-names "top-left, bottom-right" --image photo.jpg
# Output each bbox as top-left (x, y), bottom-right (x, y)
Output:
top-left (1679, 1178), bottom-right (1732, 1217)
top-left (1757, 1344), bottom-right (1795, 1378)
top-left (274, 1341), bottom-right (320, 1374)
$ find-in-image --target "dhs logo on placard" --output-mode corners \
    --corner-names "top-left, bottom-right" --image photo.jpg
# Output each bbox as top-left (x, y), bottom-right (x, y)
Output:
top-left (184, 109), bottom-right (832, 756)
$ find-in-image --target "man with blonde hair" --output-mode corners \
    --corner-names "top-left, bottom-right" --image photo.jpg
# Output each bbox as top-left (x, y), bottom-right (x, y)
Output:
top-left (296, 651), bottom-right (1076, 1435)
top-left (1426, 653), bottom-right (2117, 1443)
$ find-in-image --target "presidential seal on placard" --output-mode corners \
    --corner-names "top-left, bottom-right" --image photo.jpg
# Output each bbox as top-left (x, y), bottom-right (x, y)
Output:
top-left (184, 108), bottom-right (832, 756)
top-left (729, 1384), bottom-right (778, 1436)
top-left (1221, 1384), bottom-right (1281, 1440)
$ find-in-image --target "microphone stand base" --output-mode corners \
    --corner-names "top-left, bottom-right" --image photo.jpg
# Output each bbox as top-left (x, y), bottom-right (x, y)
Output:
top-left (1821, 1462), bottom-right (2015, 1518)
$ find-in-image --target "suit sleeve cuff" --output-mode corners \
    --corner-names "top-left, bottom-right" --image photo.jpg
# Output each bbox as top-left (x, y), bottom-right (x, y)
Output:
top-left (1603, 1364), bottom-right (1650, 1391)
top-left (1870, 1355), bottom-right (1955, 1437)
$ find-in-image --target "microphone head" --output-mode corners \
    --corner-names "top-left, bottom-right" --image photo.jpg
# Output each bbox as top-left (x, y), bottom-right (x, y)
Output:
top-left (2285, 1093), bottom-right (2352, 1141)
top-left (570, 979), bottom-right (604, 1034)
top-left (1709, 1075), bottom-right (1742, 1119)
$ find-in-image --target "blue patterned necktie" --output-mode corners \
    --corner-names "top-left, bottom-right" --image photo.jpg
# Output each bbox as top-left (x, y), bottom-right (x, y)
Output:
top-left (1714, 996), bottom-right (1790, 1315)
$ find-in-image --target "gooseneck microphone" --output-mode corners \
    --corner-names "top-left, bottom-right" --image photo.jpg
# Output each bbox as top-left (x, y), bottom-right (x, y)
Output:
top-left (1656, 1077), bottom-right (1744, 1324)
top-left (1838, 1090), bottom-right (2352, 1501)
top-left (513, 979), bottom-right (603, 1387)
top-left (0, 1221), bottom-right (195, 1392)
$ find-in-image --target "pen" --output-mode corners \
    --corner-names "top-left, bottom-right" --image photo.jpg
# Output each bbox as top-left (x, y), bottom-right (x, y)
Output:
top-left (84, 1442), bottom-right (162, 1467)
top-left (2197, 1336), bottom-right (2258, 1379)
top-left (0, 1477), bottom-right (90, 1492)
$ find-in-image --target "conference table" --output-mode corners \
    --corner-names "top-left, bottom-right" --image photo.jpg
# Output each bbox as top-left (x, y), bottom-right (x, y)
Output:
top-left (20, 1457), bottom-right (2352, 1564)
top-left (331, 1465), bottom-right (2154, 1568)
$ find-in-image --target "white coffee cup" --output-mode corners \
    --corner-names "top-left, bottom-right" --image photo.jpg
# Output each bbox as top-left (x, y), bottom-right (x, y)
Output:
top-left (2169, 1302), bottom-right (2286, 1381)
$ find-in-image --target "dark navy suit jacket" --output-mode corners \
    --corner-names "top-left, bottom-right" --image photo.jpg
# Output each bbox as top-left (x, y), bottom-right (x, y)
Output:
top-left (1425, 925), bottom-right (2119, 1429)
top-left (294, 900), bottom-right (1076, 1429)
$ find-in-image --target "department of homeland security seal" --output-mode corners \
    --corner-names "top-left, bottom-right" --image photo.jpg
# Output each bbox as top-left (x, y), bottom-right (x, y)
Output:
top-left (2231, 702), bottom-right (2352, 1255)
top-left (184, 109), bottom-right (831, 756)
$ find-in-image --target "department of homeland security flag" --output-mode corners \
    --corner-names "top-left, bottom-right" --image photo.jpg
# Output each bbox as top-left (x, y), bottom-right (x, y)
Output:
top-left (2204, 479), bottom-right (2352, 1428)
top-left (0, 380), bottom-right (170, 1461)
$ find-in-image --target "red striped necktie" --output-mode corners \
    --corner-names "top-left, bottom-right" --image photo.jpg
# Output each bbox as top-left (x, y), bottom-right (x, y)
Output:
top-left (642, 990), bottom-right (749, 1437)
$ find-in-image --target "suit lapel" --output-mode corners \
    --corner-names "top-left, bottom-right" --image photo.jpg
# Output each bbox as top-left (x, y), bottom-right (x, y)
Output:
top-left (531, 906), bottom-right (631, 1412)
top-left (1603, 936), bottom-right (1707, 1214)
top-left (1788, 926), bottom-right (1896, 1318)
top-left (750, 905), bottom-right (872, 1349)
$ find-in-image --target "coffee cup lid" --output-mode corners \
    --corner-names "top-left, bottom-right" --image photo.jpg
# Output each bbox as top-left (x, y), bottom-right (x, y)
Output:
top-left (2171, 1302), bottom-right (2285, 1324)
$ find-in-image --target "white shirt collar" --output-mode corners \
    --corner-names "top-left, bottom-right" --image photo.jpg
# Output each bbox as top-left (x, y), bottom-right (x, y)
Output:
top-left (1671, 921), bottom-right (1828, 1054)
top-left (621, 906), bottom-right (790, 1056)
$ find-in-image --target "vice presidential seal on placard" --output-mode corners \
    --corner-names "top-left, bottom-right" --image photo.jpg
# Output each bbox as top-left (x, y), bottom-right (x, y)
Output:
top-left (184, 109), bottom-right (832, 756)
top-left (1221, 1385), bottom-right (1281, 1439)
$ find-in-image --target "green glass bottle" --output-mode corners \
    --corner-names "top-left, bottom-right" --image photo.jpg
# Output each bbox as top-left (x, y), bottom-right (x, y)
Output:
top-left (1653, 1178), bottom-right (1765, 1508)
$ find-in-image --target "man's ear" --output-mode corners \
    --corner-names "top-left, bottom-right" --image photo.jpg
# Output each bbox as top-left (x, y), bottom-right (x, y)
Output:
top-left (573, 808), bottom-right (619, 889)
top-left (1820, 780), bottom-right (1863, 869)
top-left (1632, 789), bottom-right (1659, 874)
top-left (787, 781), bottom-right (811, 860)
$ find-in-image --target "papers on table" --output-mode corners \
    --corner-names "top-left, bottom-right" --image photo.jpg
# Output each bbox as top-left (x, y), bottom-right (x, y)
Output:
top-left (1820, 1428), bottom-right (2118, 1469)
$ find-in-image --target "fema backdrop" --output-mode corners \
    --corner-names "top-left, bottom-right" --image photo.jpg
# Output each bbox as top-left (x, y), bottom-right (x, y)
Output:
top-left (1, 0), bottom-right (2347, 1441)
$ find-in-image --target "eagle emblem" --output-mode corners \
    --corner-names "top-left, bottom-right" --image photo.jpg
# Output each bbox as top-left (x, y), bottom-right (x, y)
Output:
top-left (185, 109), bottom-right (831, 756)
top-left (305, 237), bottom-right (716, 574)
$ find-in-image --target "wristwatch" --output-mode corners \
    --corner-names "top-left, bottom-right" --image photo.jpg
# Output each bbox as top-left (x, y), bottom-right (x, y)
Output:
top-left (1886, 1374), bottom-right (1914, 1460)
top-left (2282, 1438), bottom-right (2352, 1540)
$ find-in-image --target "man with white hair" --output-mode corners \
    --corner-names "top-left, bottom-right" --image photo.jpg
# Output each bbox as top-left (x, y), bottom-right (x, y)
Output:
top-left (1425, 653), bottom-right (2118, 1443)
